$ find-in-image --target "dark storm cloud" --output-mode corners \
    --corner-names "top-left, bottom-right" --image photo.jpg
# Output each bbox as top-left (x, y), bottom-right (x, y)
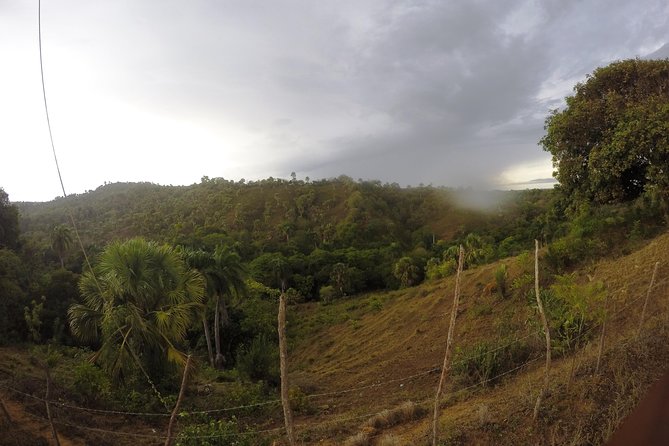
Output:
top-left (284, 0), bottom-right (669, 186)
top-left (50, 0), bottom-right (667, 187)
top-left (3, 0), bottom-right (668, 200)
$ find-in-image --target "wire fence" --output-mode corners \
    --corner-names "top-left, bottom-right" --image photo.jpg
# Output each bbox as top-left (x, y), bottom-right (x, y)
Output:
top-left (1, 265), bottom-right (667, 443)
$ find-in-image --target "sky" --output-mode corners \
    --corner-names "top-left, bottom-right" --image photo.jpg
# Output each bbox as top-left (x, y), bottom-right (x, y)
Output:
top-left (1, 0), bottom-right (668, 202)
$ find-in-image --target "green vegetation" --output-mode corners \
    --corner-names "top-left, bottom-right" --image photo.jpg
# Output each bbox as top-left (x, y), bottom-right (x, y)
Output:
top-left (542, 59), bottom-right (669, 208)
top-left (1, 58), bottom-right (669, 444)
top-left (68, 238), bottom-right (205, 381)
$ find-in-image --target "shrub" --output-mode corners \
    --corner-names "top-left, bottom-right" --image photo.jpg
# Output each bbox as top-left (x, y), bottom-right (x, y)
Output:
top-left (344, 432), bottom-right (370, 446)
top-left (364, 401), bottom-right (425, 429)
top-left (543, 275), bottom-right (606, 354)
top-left (176, 416), bottom-right (266, 446)
top-left (68, 361), bottom-right (112, 406)
top-left (289, 386), bottom-right (314, 414)
top-left (235, 335), bottom-right (279, 386)
top-left (378, 435), bottom-right (402, 446)
top-left (425, 258), bottom-right (456, 280)
top-left (494, 264), bottom-right (508, 299)
top-left (452, 340), bottom-right (534, 387)
top-left (319, 285), bottom-right (337, 304)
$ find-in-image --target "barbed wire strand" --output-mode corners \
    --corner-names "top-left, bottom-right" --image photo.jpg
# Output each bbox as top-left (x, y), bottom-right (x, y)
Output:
top-left (1, 271), bottom-right (665, 420)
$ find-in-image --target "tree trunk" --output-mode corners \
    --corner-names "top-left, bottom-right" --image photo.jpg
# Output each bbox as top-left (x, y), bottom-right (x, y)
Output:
top-left (202, 315), bottom-right (214, 368)
top-left (165, 355), bottom-right (191, 446)
top-left (214, 295), bottom-right (224, 368)
top-left (278, 291), bottom-right (296, 445)
top-left (432, 245), bottom-right (465, 446)
top-left (219, 295), bottom-right (230, 326)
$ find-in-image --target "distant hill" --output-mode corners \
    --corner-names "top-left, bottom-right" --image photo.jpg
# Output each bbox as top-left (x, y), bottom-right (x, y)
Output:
top-left (645, 42), bottom-right (669, 59)
top-left (16, 177), bottom-right (553, 299)
top-left (17, 178), bottom-right (552, 257)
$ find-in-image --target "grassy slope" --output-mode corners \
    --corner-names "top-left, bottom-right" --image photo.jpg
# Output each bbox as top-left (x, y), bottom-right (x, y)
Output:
top-left (2, 233), bottom-right (668, 445)
top-left (286, 233), bottom-right (669, 445)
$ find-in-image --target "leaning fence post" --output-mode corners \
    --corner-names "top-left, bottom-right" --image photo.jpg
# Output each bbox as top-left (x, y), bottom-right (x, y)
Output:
top-left (432, 245), bottom-right (465, 446)
top-left (595, 318), bottom-right (606, 374)
top-left (165, 355), bottom-right (191, 446)
top-left (639, 261), bottom-right (659, 337)
top-left (533, 239), bottom-right (551, 421)
top-left (44, 364), bottom-right (61, 446)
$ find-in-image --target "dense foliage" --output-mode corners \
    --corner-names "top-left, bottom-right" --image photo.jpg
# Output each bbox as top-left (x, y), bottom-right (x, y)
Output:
top-left (69, 238), bottom-right (205, 381)
top-left (18, 179), bottom-right (554, 300)
top-left (542, 59), bottom-right (669, 209)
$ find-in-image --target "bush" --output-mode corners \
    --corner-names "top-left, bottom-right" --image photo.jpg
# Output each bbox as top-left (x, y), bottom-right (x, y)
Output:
top-left (68, 361), bottom-right (112, 406)
top-left (494, 264), bottom-right (508, 299)
top-left (319, 285), bottom-right (337, 304)
top-left (176, 416), bottom-right (267, 446)
top-left (545, 236), bottom-right (602, 272)
top-left (452, 340), bottom-right (534, 387)
top-left (425, 258), bottom-right (457, 280)
top-left (235, 335), bottom-right (279, 386)
top-left (531, 275), bottom-right (607, 354)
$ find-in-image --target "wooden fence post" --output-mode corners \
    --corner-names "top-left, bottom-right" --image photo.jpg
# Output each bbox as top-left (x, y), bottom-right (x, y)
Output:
top-left (278, 289), bottom-right (296, 446)
top-left (595, 319), bottom-right (606, 374)
top-left (165, 355), bottom-right (191, 446)
top-left (432, 245), bottom-right (465, 446)
top-left (44, 365), bottom-right (60, 446)
top-left (639, 261), bottom-right (659, 336)
top-left (533, 239), bottom-right (552, 421)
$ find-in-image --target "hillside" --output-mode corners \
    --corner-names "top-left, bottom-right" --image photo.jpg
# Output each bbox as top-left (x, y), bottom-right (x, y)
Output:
top-left (2, 231), bottom-right (668, 445)
top-left (285, 232), bottom-right (669, 444)
top-left (17, 179), bottom-right (549, 258)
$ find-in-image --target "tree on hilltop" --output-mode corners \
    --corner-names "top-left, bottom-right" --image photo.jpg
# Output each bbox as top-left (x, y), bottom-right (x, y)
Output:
top-left (541, 59), bottom-right (669, 209)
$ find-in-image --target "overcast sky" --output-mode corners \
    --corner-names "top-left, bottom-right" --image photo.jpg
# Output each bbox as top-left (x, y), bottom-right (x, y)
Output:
top-left (1, 0), bottom-right (668, 202)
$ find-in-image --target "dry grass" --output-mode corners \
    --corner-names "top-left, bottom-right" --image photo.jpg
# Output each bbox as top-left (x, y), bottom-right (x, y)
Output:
top-left (294, 232), bottom-right (669, 444)
top-left (343, 432), bottom-right (370, 446)
top-left (364, 401), bottom-right (425, 430)
top-left (377, 434), bottom-right (403, 446)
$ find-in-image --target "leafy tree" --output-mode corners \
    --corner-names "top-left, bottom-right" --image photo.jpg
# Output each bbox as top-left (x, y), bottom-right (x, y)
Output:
top-left (329, 262), bottom-right (351, 298)
top-left (182, 246), bottom-right (247, 368)
top-left (24, 297), bottom-right (45, 342)
top-left (319, 285), bottom-right (336, 304)
top-left (38, 269), bottom-right (80, 343)
top-left (51, 224), bottom-right (73, 268)
top-left (0, 248), bottom-right (27, 342)
top-left (393, 257), bottom-right (419, 288)
top-left (0, 188), bottom-right (19, 249)
top-left (542, 59), bottom-right (669, 208)
top-left (68, 238), bottom-right (205, 381)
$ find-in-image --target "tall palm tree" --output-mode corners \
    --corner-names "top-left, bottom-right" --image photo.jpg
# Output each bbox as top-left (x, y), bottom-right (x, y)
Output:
top-left (68, 238), bottom-right (204, 381)
top-left (210, 247), bottom-right (246, 368)
top-left (181, 246), bottom-right (246, 368)
top-left (51, 224), bottom-right (72, 269)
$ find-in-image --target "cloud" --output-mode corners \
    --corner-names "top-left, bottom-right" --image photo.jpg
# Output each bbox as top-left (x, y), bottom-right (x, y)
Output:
top-left (1, 0), bottom-right (668, 201)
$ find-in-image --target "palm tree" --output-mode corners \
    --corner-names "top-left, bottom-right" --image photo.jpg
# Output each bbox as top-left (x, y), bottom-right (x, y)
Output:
top-left (182, 246), bottom-right (246, 369)
top-left (68, 238), bottom-right (204, 381)
top-left (51, 224), bottom-right (72, 269)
